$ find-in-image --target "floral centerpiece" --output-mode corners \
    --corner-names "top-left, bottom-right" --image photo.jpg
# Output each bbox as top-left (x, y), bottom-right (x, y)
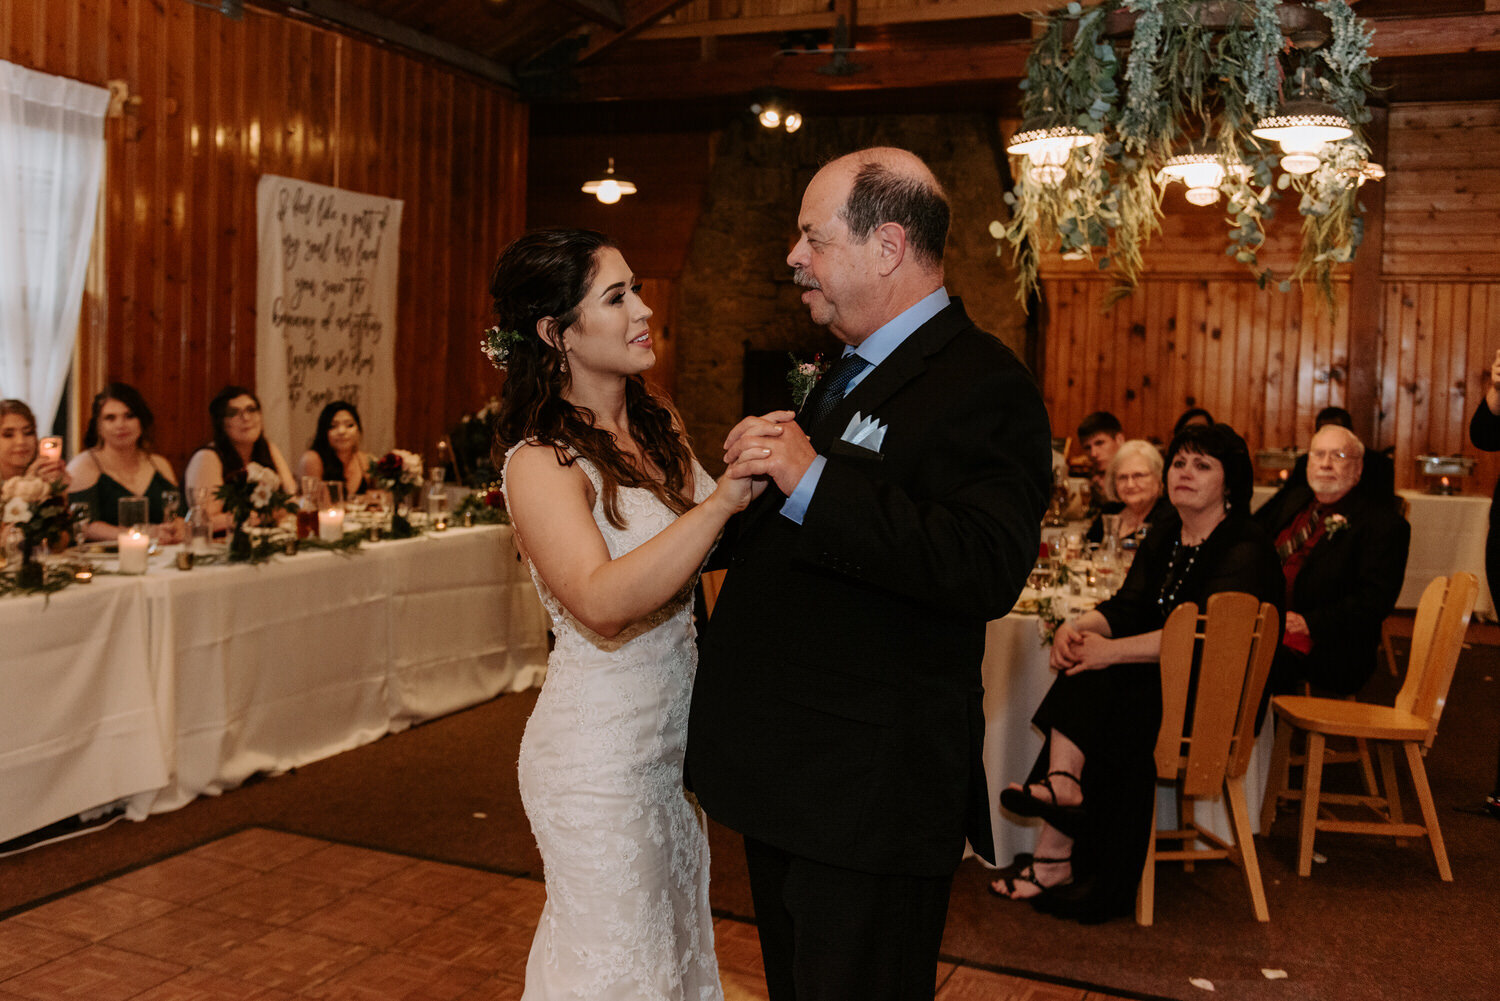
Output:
top-left (368, 449), bottom-right (423, 537)
top-left (454, 482), bottom-right (509, 526)
top-left (2, 475), bottom-right (69, 588)
top-left (216, 463), bottom-right (295, 561)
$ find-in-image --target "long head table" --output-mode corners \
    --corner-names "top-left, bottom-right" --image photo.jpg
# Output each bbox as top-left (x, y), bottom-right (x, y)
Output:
top-left (0, 525), bottom-right (549, 846)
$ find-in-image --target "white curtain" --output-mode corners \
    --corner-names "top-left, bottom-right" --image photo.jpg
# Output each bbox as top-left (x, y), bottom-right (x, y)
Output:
top-left (0, 60), bottom-right (109, 428)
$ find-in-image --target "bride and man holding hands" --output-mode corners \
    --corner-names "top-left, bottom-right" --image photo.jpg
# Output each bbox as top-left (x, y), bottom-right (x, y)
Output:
top-left (493, 147), bottom-right (1052, 1000)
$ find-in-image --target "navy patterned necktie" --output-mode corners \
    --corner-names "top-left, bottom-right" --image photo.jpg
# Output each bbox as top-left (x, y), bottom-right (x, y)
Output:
top-left (800, 353), bottom-right (870, 429)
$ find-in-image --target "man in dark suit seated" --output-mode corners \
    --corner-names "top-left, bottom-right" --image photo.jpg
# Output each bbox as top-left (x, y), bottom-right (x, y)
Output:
top-left (1282, 406), bottom-right (1396, 497)
top-left (1255, 424), bottom-right (1410, 695)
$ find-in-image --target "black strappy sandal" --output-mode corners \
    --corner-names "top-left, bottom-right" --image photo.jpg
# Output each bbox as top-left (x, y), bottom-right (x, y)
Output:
top-left (999, 770), bottom-right (1086, 838)
top-left (987, 855), bottom-right (1073, 901)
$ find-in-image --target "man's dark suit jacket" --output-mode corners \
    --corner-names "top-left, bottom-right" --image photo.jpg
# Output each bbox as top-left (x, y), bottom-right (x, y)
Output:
top-left (687, 300), bottom-right (1052, 877)
top-left (1254, 480), bottom-right (1411, 695)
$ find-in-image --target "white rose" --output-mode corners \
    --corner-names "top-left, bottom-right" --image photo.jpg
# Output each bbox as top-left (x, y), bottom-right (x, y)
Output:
top-left (10, 476), bottom-right (49, 505)
top-left (250, 482), bottom-right (274, 508)
top-left (0, 477), bottom-right (16, 503)
top-left (398, 450), bottom-right (423, 485)
top-left (3, 497), bottom-right (32, 524)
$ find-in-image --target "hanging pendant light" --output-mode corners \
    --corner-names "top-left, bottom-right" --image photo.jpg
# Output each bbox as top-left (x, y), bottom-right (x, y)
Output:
top-left (1007, 118), bottom-right (1095, 186)
top-left (1252, 67), bottom-right (1352, 175)
top-left (581, 158), bottom-right (637, 205)
top-left (1156, 149), bottom-right (1251, 206)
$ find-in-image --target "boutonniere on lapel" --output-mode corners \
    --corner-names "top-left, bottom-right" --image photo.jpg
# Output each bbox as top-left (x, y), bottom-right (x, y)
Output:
top-left (787, 353), bottom-right (829, 408)
top-left (841, 412), bottom-right (888, 451)
top-left (1323, 513), bottom-right (1350, 539)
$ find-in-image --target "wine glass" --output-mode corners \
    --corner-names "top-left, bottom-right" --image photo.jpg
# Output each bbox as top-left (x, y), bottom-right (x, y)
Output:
top-left (69, 500), bottom-right (92, 548)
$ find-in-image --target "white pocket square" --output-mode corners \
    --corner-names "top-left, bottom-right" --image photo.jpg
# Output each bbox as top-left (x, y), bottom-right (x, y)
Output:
top-left (840, 412), bottom-right (887, 451)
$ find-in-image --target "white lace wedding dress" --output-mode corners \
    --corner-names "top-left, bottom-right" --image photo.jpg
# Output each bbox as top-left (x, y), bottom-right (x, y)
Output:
top-left (503, 442), bottom-right (723, 1001)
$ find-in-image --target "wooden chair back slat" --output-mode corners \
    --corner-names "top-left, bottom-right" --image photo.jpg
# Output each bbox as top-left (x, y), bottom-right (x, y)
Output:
top-left (1404, 573), bottom-right (1478, 744)
top-left (1183, 592), bottom-right (1262, 798)
top-left (1396, 576), bottom-right (1447, 713)
top-left (1155, 601), bottom-right (1198, 779)
top-left (1228, 598), bottom-right (1280, 779)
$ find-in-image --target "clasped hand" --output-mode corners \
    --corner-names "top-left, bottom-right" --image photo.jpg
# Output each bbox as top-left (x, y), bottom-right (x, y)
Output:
top-left (721, 410), bottom-right (817, 496)
top-left (1049, 621), bottom-right (1113, 675)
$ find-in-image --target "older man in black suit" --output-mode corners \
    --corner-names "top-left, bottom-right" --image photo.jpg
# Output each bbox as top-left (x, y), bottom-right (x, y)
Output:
top-left (687, 148), bottom-right (1052, 1000)
top-left (1255, 423), bottom-right (1410, 695)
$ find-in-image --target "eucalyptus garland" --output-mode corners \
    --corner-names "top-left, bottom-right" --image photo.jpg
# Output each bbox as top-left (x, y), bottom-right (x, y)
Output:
top-left (996, 0), bottom-right (1377, 308)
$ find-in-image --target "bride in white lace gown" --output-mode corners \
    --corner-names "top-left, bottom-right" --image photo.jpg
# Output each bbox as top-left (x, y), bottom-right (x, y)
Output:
top-left (488, 230), bottom-right (759, 1000)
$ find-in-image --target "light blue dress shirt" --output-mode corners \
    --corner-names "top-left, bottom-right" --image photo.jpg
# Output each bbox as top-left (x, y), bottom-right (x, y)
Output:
top-left (780, 288), bottom-right (951, 524)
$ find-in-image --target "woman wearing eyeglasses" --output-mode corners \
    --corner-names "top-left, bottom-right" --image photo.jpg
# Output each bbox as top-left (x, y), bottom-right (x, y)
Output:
top-left (184, 385), bottom-right (298, 533)
top-left (1085, 439), bottom-right (1168, 548)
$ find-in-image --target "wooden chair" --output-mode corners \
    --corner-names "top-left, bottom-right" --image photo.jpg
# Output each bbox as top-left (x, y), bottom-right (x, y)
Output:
top-left (1260, 573), bottom-right (1478, 881)
top-left (1137, 592), bottom-right (1280, 925)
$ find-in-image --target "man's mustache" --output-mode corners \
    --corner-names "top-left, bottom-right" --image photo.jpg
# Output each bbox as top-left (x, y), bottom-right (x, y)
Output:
top-left (793, 270), bottom-right (821, 291)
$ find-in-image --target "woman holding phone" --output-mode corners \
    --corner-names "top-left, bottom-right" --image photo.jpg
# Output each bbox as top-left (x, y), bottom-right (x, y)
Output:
top-left (0, 400), bottom-right (69, 485)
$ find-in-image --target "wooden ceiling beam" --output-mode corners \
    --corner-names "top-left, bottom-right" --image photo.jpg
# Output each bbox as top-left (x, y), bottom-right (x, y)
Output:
top-left (562, 12), bottom-right (1500, 103)
top-left (576, 0), bottom-right (700, 64)
top-left (636, 0), bottom-right (1057, 39)
top-left (563, 38), bottom-right (1032, 102)
top-left (555, 0), bottom-right (627, 30)
top-left (1368, 12), bottom-right (1500, 57)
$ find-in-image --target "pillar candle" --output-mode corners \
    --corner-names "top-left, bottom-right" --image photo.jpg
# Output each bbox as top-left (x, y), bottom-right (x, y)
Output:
top-left (118, 530), bottom-right (150, 574)
top-left (318, 507), bottom-right (345, 542)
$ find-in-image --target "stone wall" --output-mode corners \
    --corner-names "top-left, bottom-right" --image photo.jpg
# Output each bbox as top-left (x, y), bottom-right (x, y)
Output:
top-left (673, 113), bottom-right (1031, 470)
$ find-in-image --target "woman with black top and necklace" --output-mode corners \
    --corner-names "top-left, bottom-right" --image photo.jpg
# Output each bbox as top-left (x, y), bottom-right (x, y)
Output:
top-left (67, 383), bottom-right (185, 543)
top-left (991, 422), bottom-right (1283, 922)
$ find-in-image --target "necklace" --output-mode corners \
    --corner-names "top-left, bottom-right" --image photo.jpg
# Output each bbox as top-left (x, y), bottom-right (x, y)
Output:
top-left (1156, 538), bottom-right (1201, 614)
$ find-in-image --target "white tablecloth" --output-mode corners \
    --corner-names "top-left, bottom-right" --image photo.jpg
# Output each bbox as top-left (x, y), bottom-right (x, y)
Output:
top-left (1, 525), bottom-right (549, 842)
top-left (1252, 485), bottom-right (1493, 619)
top-left (977, 609), bottom-right (1271, 867)
top-left (0, 578), bottom-right (169, 845)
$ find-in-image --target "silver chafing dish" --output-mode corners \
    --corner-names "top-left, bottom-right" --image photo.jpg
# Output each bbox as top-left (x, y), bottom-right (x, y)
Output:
top-left (1415, 454), bottom-right (1476, 495)
top-left (1255, 447), bottom-right (1301, 485)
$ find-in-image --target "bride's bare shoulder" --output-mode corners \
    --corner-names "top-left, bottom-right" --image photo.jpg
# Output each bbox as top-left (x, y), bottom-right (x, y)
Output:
top-left (506, 442), bottom-right (593, 501)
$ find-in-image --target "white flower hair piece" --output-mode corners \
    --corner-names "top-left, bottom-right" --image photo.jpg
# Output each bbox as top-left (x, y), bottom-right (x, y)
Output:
top-left (482, 326), bottom-right (526, 371)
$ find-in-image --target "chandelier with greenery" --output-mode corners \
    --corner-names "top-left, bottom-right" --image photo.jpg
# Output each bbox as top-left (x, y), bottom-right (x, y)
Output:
top-left (992, 0), bottom-right (1378, 307)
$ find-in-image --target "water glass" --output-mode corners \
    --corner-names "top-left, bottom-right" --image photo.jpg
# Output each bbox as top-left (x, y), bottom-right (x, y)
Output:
top-left (426, 467), bottom-right (449, 530)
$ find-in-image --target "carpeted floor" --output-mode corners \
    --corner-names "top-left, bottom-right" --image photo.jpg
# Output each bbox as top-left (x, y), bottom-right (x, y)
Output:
top-left (3, 632), bottom-right (1498, 1000)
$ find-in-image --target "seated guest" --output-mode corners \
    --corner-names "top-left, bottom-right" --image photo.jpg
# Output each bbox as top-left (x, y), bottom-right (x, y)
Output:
top-left (295, 400), bottom-right (371, 498)
top-left (1077, 411), bottom-right (1125, 507)
top-left (1172, 406), bottom-right (1214, 438)
top-left (185, 385), bottom-right (298, 533)
top-left (1255, 424), bottom-right (1409, 696)
top-left (1280, 406), bottom-right (1396, 498)
top-left (991, 423), bottom-right (1282, 922)
top-left (66, 383), bottom-right (184, 542)
top-left (1085, 439), bottom-right (1169, 547)
top-left (0, 399), bottom-right (68, 484)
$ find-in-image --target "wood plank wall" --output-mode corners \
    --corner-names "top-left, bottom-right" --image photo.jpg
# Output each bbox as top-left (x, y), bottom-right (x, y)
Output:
top-left (0, 0), bottom-right (527, 473)
top-left (1039, 101), bottom-right (1500, 497)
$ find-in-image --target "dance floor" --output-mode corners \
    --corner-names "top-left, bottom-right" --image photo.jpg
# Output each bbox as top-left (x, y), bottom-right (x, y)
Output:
top-left (0, 828), bottom-right (1139, 1001)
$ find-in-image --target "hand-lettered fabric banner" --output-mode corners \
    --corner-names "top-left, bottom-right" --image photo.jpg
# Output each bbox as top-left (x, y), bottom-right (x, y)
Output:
top-left (255, 175), bottom-right (403, 459)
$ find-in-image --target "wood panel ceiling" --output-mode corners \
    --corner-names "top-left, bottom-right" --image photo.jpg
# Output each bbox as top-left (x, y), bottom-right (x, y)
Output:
top-left (259, 0), bottom-right (1500, 131)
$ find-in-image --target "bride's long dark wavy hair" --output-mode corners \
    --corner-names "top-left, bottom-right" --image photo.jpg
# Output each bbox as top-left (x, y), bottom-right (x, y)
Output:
top-left (489, 229), bottom-right (693, 529)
